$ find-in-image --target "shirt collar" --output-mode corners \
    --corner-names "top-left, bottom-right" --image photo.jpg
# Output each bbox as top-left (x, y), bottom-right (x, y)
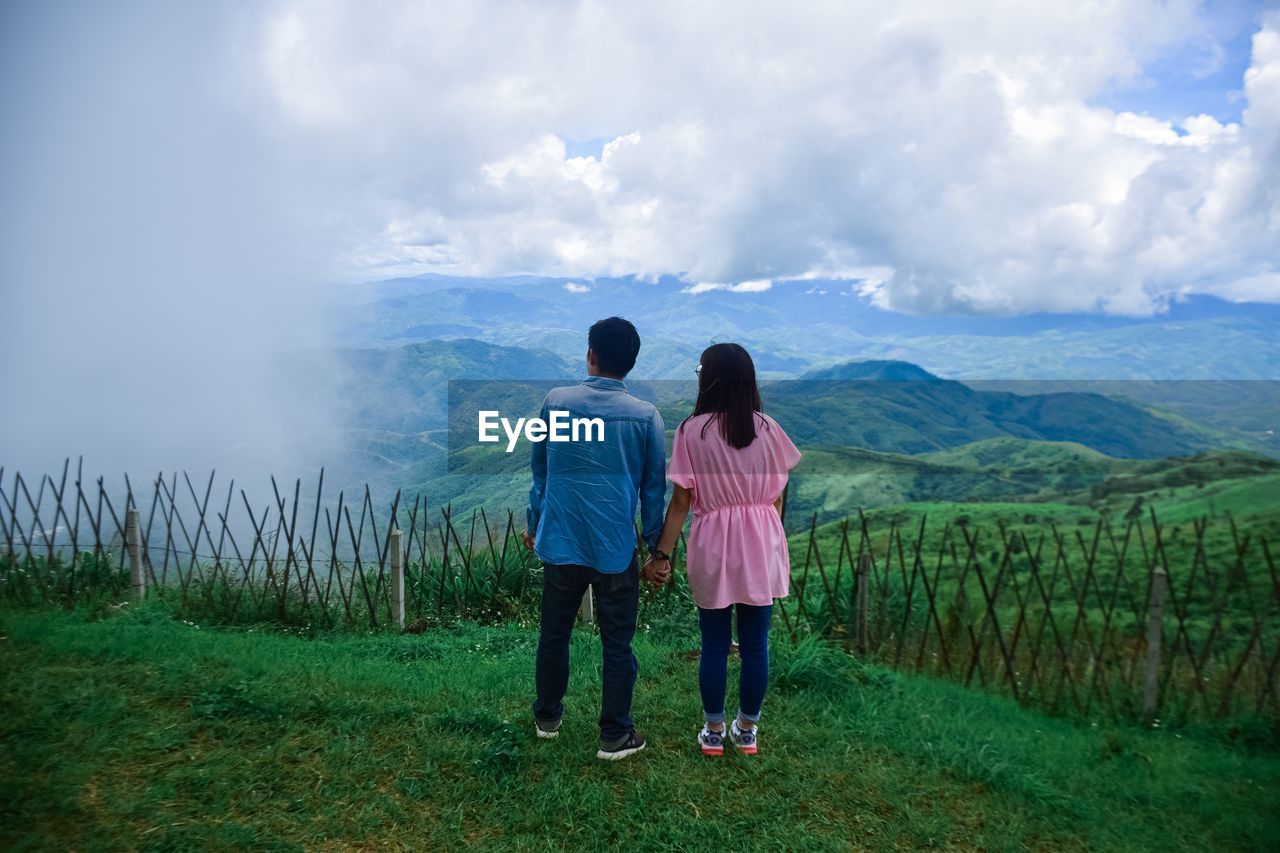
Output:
top-left (582, 375), bottom-right (627, 391)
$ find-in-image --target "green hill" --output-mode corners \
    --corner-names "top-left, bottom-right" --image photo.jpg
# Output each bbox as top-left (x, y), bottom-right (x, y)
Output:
top-left (966, 378), bottom-right (1280, 458)
top-left (785, 444), bottom-right (1278, 527)
top-left (762, 361), bottom-right (1211, 458)
top-left (325, 344), bottom-right (1264, 523)
top-left (781, 437), bottom-right (1117, 523)
top-left (919, 435), bottom-right (1113, 468)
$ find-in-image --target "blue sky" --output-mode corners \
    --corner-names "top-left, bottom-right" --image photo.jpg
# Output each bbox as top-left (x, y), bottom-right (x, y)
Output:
top-left (1092, 0), bottom-right (1271, 122)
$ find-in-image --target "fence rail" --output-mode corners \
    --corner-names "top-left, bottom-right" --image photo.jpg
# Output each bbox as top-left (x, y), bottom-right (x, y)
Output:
top-left (777, 508), bottom-right (1280, 722)
top-left (0, 461), bottom-right (554, 629)
top-left (1, 461), bottom-right (1276, 722)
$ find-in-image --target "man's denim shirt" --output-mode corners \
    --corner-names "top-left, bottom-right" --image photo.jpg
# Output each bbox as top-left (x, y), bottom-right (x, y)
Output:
top-left (526, 376), bottom-right (667, 573)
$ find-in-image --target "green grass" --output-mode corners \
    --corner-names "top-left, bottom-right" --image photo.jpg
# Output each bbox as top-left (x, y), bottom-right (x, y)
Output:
top-left (2, 606), bottom-right (1278, 851)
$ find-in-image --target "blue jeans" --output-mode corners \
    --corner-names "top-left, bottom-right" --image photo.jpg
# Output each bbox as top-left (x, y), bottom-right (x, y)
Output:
top-left (533, 559), bottom-right (639, 744)
top-left (699, 603), bottom-right (772, 725)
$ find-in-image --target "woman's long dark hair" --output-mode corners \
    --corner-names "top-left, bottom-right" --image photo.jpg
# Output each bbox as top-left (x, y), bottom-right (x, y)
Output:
top-left (689, 342), bottom-right (764, 449)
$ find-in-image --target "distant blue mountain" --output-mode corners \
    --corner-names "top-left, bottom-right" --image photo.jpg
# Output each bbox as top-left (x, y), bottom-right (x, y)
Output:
top-left (800, 360), bottom-right (942, 381)
top-left (333, 274), bottom-right (1280, 380)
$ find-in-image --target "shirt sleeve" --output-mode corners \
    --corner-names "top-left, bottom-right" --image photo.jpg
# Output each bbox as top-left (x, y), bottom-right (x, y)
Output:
top-left (525, 395), bottom-right (550, 534)
top-left (667, 421), bottom-right (696, 490)
top-left (774, 421), bottom-right (802, 471)
top-left (639, 406), bottom-right (667, 550)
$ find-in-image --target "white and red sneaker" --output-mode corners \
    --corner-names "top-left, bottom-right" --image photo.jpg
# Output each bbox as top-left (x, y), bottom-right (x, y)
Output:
top-left (730, 719), bottom-right (758, 755)
top-left (698, 725), bottom-right (725, 756)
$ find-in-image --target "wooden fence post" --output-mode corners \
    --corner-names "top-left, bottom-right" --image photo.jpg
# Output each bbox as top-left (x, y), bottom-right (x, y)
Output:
top-left (390, 527), bottom-right (405, 630)
top-left (857, 553), bottom-right (870, 655)
top-left (1143, 565), bottom-right (1167, 719)
top-left (126, 508), bottom-right (145, 602)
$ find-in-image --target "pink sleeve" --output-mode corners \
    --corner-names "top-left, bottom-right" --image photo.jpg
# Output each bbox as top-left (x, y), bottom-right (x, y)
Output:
top-left (775, 423), bottom-right (801, 471)
top-left (668, 422), bottom-right (696, 490)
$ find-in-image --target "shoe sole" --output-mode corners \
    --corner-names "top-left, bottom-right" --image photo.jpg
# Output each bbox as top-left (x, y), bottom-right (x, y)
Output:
top-left (595, 741), bottom-right (646, 761)
top-left (733, 743), bottom-right (758, 755)
top-left (536, 728), bottom-right (559, 739)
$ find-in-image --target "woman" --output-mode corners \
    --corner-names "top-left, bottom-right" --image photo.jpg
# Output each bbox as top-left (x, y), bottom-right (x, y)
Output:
top-left (652, 343), bottom-right (801, 756)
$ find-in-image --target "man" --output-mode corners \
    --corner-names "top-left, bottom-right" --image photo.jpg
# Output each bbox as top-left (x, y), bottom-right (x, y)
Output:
top-left (523, 316), bottom-right (671, 760)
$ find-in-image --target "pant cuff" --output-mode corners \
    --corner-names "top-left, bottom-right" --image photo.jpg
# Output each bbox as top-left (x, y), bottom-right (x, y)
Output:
top-left (737, 708), bottom-right (762, 723)
top-left (703, 710), bottom-right (726, 724)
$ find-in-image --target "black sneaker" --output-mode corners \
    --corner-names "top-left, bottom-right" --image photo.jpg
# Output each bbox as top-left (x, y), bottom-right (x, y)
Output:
top-left (596, 729), bottom-right (646, 761)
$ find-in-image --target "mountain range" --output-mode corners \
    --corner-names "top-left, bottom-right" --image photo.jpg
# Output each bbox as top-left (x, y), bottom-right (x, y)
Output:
top-left (330, 273), bottom-right (1280, 381)
top-left (317, 335), bottom-right (1277, 521)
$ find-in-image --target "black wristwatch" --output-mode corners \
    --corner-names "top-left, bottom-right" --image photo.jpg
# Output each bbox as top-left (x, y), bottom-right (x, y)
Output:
top-left (650, 548), bottom-right (671, 562)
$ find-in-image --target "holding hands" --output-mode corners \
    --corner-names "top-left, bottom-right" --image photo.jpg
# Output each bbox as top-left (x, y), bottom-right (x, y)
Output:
top-left (641, 549), bottom-right (673, 588)
top-left (526, 526), bottom-right (671, 588)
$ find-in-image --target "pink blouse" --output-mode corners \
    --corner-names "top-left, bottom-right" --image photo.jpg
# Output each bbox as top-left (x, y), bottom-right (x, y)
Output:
top-left (667, 412), bottom-right (802, 609)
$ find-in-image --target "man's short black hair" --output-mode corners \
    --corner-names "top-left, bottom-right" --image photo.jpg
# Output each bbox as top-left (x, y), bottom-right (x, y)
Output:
top-left (588, 316), bottom-right (641, 378)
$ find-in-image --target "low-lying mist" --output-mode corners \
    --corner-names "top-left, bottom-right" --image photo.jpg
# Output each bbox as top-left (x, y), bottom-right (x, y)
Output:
top-left (1, 1), bottom-right (343, 492)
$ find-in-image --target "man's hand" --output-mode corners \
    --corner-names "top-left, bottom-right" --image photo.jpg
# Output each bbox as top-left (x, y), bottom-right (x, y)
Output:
top-left (641, 556), bottom-right (672, 588)
top-left (521, 529), bottom-right (536, 552)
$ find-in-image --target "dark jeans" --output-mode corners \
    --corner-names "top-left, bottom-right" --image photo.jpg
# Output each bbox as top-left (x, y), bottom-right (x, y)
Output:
top-left (698, 603), bottom-right (772, 724)
top-left (533, 559), bottom-right (639, 744)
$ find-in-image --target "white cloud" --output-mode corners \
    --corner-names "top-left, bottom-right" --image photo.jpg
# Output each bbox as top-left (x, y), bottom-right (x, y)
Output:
top-left (684, 279), bottom-right (773, 294)
top-left (248, 0), bottom-right (1280, 315)
top-left (1211, 272), bottom-right (1280, 302)
top-left (1113, 111), bottom-right (1239, 147)
top-left (563, 282), bottom-right (590, 293)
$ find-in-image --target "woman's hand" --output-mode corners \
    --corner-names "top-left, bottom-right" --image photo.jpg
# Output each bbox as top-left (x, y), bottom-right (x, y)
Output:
top-left (641, 556), bottom-right (671, 588)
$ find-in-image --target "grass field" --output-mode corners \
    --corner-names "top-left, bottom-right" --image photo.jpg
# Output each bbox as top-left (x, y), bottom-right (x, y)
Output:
top-left (2, 605), bottom-right (1278, 851)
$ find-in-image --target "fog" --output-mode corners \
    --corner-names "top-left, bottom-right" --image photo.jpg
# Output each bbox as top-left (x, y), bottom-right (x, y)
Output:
top-left (0, 1), bottom-right (341, 486)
